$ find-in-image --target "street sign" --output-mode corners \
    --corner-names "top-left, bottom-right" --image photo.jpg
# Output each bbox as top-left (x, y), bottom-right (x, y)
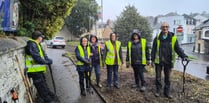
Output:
top-left (177, 26), bottom-right (183, 33)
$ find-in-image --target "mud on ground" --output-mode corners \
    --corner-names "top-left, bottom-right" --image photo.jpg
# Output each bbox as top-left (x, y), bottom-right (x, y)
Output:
top-left (65, 45), bottom-right (209, 103)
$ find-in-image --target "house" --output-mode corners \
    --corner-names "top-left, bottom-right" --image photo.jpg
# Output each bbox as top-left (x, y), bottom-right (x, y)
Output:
top-left (194, 19), bottom-right (209, 54)
top-left (193, 14), bottom-right (209, 26)
top-left (81, 20), bottom-right (113, 41)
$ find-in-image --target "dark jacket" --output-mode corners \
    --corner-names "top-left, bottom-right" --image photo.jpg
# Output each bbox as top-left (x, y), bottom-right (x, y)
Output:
top-left (75, 37), bottom-right (91, 72)
top-left (90, 43), bottom-right (101, 65)
top-left (151, 32), bottom-right (187, 65)
top-left (25, 40), bottom-right (48, 64)
top-left (126, 39), bottom-right (150, 65)
top-left (90, 35), bottom-right (102, 66)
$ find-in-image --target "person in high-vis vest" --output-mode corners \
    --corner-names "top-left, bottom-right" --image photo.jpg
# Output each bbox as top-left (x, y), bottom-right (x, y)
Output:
top-left (126, 29), bottom-right (150, 92)
top-left (151, 22), bottom-right (188, 99)
top-left (25, 31), bottom-right (57, 103)
top-left (104, 32), bottom-right (123, 89)
top-left (75, 37), bottom-right (92, 96)
top-left (90, 34), bottom-right (103, 88)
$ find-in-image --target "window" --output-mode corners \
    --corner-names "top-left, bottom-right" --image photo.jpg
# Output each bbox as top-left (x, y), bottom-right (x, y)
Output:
top-left (198, 31), bottom-right (202, 40)
top-left (173, 28), bottom-right (176, 33)
top-left (205, 30), bottom-right (209, 37)
top-left (186, 20), bottom-right (188, 25)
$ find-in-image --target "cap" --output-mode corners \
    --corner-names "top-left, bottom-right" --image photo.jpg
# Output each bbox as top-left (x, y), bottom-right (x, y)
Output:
top-left (32, 31), bottom-right (45, 39)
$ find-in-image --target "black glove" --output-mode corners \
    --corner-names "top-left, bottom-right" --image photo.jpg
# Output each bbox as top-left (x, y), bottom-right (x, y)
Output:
top-left (45, 58), bottom-right (53, 64)
top-left (182, 57), bottom-right (188, 61)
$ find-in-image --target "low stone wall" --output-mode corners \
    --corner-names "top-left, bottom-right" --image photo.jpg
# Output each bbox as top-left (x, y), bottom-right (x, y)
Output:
top-left (0, 37), bottom-right (36, 103)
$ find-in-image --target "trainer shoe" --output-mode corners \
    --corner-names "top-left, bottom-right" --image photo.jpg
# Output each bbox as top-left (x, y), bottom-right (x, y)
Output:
top-left (140, 86), bottom-right (146, 92)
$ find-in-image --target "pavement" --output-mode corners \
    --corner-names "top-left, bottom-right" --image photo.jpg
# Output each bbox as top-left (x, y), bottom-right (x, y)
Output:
top-left (45, 47), bottom-right (103, 103)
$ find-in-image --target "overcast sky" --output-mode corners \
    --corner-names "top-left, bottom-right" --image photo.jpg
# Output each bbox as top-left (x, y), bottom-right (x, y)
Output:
top-left (96, 0), bottom-right (209, 22)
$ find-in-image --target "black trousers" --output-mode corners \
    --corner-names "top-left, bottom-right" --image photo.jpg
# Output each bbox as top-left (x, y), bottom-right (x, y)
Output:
top-left (28, 73), bottom-right (54, 103)
top-left (132, 65), bottom-right (146, 86)
top-left (78, 70), bottom-right (91, 92)
top-left (155, 63), bottom-right (172, 94)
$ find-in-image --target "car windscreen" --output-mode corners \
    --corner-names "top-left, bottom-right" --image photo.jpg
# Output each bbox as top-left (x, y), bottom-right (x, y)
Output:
top-left (55, 37), bottom-right (64, 40)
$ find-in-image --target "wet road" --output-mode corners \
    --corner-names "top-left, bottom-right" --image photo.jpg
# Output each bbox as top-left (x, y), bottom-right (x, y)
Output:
top-left (174, 44), bottom-right (209, 80)
top-left (45, 48), bottom-right (104, 103)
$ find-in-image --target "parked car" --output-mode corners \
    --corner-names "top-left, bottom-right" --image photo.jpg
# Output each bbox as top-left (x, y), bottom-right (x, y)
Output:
top-left (50, 36), bottom-right (66, 48)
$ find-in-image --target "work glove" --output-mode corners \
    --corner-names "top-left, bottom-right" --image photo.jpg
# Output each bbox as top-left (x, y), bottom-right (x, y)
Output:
top-left (146, 61), bottom-right (151, 66)
top-left (126, 62), bottom-right (130, 68)
top-left (150, 62), bottom-right (155, 68)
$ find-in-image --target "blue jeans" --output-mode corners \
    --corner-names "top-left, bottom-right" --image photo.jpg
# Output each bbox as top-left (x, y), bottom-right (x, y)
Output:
top-left (107, 65), bottom-right (118, 87)
top-left (92, 64), bottom-right (101, 84)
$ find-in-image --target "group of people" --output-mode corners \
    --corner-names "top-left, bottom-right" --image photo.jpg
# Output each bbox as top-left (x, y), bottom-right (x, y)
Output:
top-left (75, 22), bottom-right (188, 99)
top-left (24, 22), bottom-right (188, 103)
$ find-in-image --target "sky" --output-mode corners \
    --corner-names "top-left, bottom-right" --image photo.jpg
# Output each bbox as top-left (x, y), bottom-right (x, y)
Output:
top-left (95, 0), bottom-right (209, 22)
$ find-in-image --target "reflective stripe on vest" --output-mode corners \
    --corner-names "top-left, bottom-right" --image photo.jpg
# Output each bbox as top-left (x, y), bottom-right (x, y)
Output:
top-left (154, 35), bottom-right (177, 65)
top-left (77, 45), bottom-right (91, 65)
top-left (128, 38), bottom-right (147, 65)
top-left (26, 39), bottom-right (47, 73)
top-left (105, 40), bottom-right (121, 65)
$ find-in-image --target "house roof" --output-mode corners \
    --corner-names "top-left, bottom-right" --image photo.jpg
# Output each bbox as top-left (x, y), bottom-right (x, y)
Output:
top-left (195, 19), bottom-right (209, 30)
top-left (183, 14), bottom-right (196, 20)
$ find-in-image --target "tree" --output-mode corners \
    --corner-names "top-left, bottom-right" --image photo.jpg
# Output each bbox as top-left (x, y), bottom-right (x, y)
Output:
top-left (65, 0), bottom-right (98, 36)
top-left (114, 5), bottom-right (152, 46)
top-left (18, 0), bottom-right (74, 38)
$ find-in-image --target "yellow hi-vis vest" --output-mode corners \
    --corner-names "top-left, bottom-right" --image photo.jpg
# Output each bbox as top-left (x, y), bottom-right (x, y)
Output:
top-left (105, 40), bottom-right (121, 65)
top-left (98, 45), bottom-right (103, 67)
top-left (154, 34), bottom-right (177, 65)
top-left (26, 39), bottom-right (47, 73)
top-left (77, 45), bottom-right (91, 66)
top-left (128, 38), bottom-right (147, 65)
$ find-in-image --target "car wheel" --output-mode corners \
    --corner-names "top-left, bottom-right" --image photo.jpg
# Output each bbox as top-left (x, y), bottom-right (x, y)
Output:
top-left (62, 46), bottom-right (65, 49)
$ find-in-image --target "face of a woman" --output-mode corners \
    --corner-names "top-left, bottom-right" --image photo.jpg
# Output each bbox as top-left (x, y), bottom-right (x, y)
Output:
top-left (91, 37), bottom-right (96, 43)
top-left (133, 34), bottom-right (139, 40)
top-left (111, 33), bottom-right (116, 41)
top-left (82, 38), bottom-right (88, 47)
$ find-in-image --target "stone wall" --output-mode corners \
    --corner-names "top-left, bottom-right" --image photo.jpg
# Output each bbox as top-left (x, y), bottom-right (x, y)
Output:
top-left (0, 37), bottom-right (36, 103)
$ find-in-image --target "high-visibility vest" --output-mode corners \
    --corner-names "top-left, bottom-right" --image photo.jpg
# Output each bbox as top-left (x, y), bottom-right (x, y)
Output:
top-left (26, 39), bottom-right (47, 73)
top-left (154, 34), bottom-right (177, 65)
top-left (98, 45), bottom-right (103, 67)
top-left (105, 40), bottom-right (121, 65)
top-left (77, 45), bottom-right (91, 65)
top-left (127, 38), bottom-right (147, 65)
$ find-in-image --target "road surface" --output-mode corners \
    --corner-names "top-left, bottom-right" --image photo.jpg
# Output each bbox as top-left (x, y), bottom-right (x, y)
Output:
top-left (45, 47), bottom-right (104, 103)
top-left (174, 44), bottom-right (209, 80)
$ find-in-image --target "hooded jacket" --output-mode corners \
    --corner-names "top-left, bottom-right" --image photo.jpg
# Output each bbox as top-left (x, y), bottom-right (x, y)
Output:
top-left (126, 33), bottom-right (150, 65)
top-left (75, 37), bottom-right (91, 71)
